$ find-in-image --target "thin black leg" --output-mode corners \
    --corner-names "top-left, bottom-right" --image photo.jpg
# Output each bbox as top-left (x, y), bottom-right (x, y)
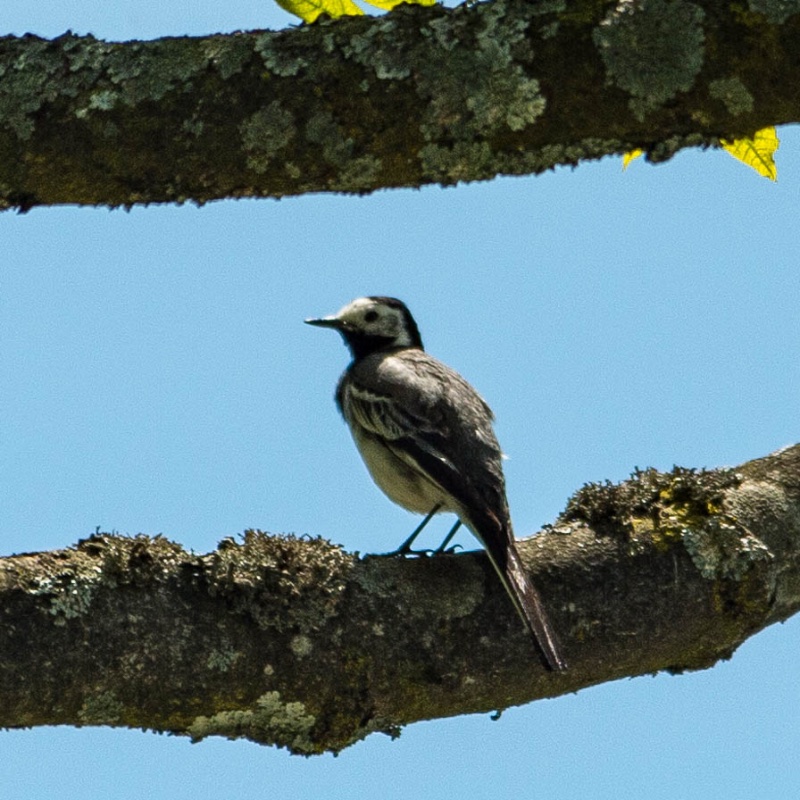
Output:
top-left (434, 520), bottom-right (462, 554)
top-left (387, 503), bottom-right (441, 556)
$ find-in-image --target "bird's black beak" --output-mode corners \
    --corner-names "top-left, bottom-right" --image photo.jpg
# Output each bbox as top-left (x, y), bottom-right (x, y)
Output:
top-left (305, 316), bottom-right (343, 330)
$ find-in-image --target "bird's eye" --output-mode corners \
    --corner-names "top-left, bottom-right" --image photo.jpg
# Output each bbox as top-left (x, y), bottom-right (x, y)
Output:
top-left (364, 310), bottom-right (379, 323)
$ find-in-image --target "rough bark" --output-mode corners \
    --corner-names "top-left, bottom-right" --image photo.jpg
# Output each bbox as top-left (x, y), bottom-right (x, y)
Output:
top-left (0, 0), bottom-right (798, 210)
top-left (1, 444), bottom-right (797, 754)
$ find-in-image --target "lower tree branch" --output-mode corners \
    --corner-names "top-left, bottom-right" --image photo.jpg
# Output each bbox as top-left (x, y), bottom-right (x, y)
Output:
top-left (1, 444), bottom-right (798, 754)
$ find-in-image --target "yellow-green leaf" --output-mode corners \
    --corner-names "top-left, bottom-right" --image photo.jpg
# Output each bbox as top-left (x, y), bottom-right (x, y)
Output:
top-left (275, 0), bottom-right (435, 22)
top-left (622, 149), bottom-right (643, 170)
top-left (721, 127), bottom-right (779, 181)
top-left (275, 0), bottom-right (363, 23)
top-left (361, 0), bottom-right (436, 10)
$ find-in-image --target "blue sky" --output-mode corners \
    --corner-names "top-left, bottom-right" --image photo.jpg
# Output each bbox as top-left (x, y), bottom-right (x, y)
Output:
top-left (1, 2), bottom-right (799, 798)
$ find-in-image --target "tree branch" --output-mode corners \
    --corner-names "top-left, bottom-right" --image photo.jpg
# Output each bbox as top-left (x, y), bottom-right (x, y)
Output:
top-left (1, 444), bottom-right (797, 753)
top-left (1, 0), bottom-right (797, 210)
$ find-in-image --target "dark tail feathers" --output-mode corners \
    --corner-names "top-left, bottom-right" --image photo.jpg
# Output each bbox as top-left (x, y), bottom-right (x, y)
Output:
top-left (503, 545), bottom-right (567, 670)
top-left (480, 530), bottom-right (567, 671)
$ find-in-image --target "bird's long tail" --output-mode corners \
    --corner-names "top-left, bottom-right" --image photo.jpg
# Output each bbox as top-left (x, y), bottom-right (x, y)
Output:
top-left (479, 526), bottom-right (567, 672)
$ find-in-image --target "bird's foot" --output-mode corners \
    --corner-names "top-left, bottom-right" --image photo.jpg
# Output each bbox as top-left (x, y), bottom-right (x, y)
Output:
top-left (432, 542), bottom-right (463, 555)
top-left (384, 545), bottom-right (434, 558)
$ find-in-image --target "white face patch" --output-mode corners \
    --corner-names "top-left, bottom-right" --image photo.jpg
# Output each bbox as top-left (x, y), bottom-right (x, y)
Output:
top-left (333, 297), bottom-right (414, 347)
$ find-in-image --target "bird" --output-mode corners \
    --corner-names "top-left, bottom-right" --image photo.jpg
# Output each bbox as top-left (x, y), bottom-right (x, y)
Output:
top-left (305, 296), bottom-right (567, 671)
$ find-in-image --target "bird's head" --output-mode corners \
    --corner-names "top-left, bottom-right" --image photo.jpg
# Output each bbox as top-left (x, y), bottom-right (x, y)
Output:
top-left (305, 296), bottom-right (423, 359)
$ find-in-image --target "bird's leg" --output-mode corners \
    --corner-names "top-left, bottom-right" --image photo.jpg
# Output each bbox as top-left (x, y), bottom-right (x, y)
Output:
top-left (387, 503), bottom-right (441, 556)
top-left (433, 520), bottom-right (462, 554)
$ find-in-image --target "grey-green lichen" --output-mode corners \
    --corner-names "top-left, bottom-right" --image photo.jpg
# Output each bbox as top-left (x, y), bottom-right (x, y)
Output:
top-left (205, 530), bottom-right (355, 634)
top-left (305, 111), bottom-right (382, 188)
top-left (255, 33), bottom-right (308, 77)
top-left (337, 155), bottom-right (382, 189)
top-left (415, 0), bottom-right (547, 141)
top-left (78, 690), bottom-right (123, 724)
top-left (725, 477), bottom-right (797, 606)
top-left (357, 553), bottom-right (484, 623)
top-left (103, 38), bottom-right (209, 106)
top-left (343, 17), bottom-right (412, 80)
top-left (206, 646), bottom-right (241, 672)
top-left (306, 111), bottom-right (350, 162)
top-left (240, 102), bottom-right (296, 173)
top-left (528, 0), bottom-right (568, 13)
top-left (598, 466), bottom-right (774, 582)
top-left (519, 138), bottom-right (626, 169)
top-left (83, 89), bottom-right (117, 112)
top-left (0, 31), bottom-right (221, 140)
top-left (594, 0), bottom-right (706, 121)
top-left (22, 533), bottom-right (189, 621)
top-left (709, 77), bottom-right (754, 116)
top-left (203, 36), bottom-right (253, 80)
top-left (290, 634), bottom-right (313, 658)
top-left (419, 141), bottom-right (497, 182)
top-left (28, 566), bottom-right (104, 621)
top-left (567, 462), bottom-right (775, 585)
top-left (419, 56), bottom-right (545, 139)
top-left (726, 479), bottom-right (791, 539)
top-left (747, 0), bottom-right (800, 23)
top-left (647, 132), bottom-right (710, 162)
top-left (477, 75), bottom-right (545, 132)
top-left (182, 117), bottom-right (204, 137)
top-left (371, 36), bottom-right (413, 81)
top-left (188, 691), bottom-right (316, 753)
top-left (539, 21), bottom-right (560, 39)
top-left (419, 135), bottom-right (630, 184)
top-left (424, 15), bottom-right (460, 51)
top-left (0, 37), bottom-right (71, 139)
top-left (681, 520), bottom-right (772, 581)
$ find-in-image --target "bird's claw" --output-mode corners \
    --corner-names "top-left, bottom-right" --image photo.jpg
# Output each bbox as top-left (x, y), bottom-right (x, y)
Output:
top-left (385, 546), bottom-right (434, 558)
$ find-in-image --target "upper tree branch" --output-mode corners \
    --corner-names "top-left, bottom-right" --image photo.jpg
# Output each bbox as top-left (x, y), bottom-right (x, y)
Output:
top-left (1, 0), bottom-right (798, 210)
top-left (1, 444), bottom-right (798, 754)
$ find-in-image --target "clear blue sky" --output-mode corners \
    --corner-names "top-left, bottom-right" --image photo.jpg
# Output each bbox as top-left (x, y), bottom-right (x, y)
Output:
top-left (1, 2), bottom-right (798, 798)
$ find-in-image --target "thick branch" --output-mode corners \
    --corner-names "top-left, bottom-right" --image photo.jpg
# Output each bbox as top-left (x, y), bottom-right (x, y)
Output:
top-left (1, 445), bottom-right (798, 753)
top-left (1, 0), bottom-right (798, 209)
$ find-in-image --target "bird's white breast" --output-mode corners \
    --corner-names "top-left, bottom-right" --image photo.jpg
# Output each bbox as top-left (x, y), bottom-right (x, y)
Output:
top-left (348, 424), bottom-right (454, 516)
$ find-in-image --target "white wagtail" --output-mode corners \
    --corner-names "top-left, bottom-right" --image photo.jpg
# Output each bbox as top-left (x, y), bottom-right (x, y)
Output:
top-left (306, 296), bottom-right (566, 671)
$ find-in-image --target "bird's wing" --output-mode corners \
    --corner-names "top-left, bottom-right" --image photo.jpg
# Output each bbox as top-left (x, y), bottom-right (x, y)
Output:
top-left (344, 352), bottom-right (501, 517)
top-left (345, 379), bottom-right (461, 476)
top-left (344, 381), bottom-right (430, 441)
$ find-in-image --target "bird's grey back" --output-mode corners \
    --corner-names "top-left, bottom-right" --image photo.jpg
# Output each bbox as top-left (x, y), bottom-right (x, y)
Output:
top-left (339, 347), bottom-right (511, 539)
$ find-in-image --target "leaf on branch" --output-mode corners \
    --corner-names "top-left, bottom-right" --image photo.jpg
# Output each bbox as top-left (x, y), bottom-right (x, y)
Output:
top-left (622, 149), bottom-right (644, 170)
top-left (622, 127), bottom-right (779, 180)
top-left (276, 0), bottom-right (435, 23)
top-left (275, 0), bottom-right (363, 22)
top-left (721, 127), bottom-right (779, 181)
top-left (361, 0), bottom-right (436, 10)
